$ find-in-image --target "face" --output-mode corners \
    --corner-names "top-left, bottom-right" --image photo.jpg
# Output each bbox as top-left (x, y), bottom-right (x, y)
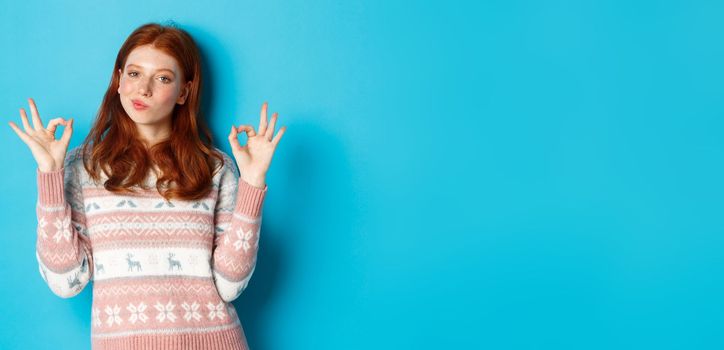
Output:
top-left (117, 44), bottom-right (191, 128)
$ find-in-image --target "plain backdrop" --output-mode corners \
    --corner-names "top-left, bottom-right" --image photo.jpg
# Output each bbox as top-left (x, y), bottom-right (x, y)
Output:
top-left (2, 0), bottom-right (724, 349)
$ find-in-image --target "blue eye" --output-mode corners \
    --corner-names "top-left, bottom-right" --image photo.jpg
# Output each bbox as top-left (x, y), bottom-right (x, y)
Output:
top-left (159, 76), bottom-right (171, 83)
top-left (128, 71), bottom-right (138, 77)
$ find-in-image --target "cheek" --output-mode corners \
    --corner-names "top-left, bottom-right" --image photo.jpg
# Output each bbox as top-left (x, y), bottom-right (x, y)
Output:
top-left (156, 86), bottom-right (181, 103)
top-left (118, 80), bottom-right (135, 95)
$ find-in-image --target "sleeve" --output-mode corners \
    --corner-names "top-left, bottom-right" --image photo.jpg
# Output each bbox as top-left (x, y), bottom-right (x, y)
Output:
top-left (210, 154), bottom-right (268, 303)
top-left (35, 149), bottom-right (94, 298)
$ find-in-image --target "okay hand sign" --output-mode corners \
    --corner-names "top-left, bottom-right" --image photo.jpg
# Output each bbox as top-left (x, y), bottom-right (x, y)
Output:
top-left (8, 98), bottom-right (74, 172)
top-left (228, 102), bottom-right (286, 188)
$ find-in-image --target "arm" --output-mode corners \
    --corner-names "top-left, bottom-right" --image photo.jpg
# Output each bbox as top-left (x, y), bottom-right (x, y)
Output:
top-left (35, 148), bottom-right (93, 298)
top-left (211, 155), bottom-right (267, 303)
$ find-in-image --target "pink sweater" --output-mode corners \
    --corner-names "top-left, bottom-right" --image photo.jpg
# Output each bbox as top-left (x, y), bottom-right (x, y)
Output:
top-left (35, 145), bottom-right (267, 350)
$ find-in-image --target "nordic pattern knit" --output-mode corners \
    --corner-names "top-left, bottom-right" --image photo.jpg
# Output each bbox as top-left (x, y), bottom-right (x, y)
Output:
top-left (35, 145), bottom-right (267, 350)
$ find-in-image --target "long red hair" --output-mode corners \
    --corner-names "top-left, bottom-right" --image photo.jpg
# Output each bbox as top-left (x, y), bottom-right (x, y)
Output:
top-left (80, 22), bottom-right (224, 202)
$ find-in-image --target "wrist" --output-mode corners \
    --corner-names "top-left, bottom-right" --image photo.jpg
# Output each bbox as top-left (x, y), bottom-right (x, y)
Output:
top-left (240, 173), bottom-right (266, 189)
top-left (38, 165), bottom-right (62, 173)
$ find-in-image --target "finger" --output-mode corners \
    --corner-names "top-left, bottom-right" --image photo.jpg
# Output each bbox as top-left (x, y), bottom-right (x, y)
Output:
top-left (228, 125), bottom-right (243, 150)
top-left (19, 108), bottom-right (33, 133)
top-left (271, 126), bottom-right (286, 147)
top-left (59, 118), bottom-right (73, 145)
top-left (237, 125), bottom-right (257, 138)
top-left (46, 117), bottom-right (66, 136)
top-left (9, 121), bottom-right (47, 163)
top-left (8, 121), bottom-right (39, 148)
top-left (8, 121), bottom-right (30, 143)
top-left (265, 112), bottom-right (278, 141)
top-left (229, 125), bottom-right (258, 149)
top-left (258, 102), bottom-right (268, 136)
top-left (28, 98), bottom-right (44, 131)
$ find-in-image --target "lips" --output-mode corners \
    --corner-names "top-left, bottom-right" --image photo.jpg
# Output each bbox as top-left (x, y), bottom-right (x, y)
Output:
top-left (132, 99), bottom-right (149, 110)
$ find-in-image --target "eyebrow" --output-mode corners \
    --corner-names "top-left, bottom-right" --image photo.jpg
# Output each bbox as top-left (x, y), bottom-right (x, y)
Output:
top-left (125, 64), bottom-right (176, 76)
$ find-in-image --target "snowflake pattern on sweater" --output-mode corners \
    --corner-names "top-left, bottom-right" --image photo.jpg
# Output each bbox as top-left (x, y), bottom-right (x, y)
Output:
top-left (35, 146), bottom-right (266, 350)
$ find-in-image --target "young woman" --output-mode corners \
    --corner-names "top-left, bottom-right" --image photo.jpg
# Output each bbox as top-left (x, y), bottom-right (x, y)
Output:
top-left (8, 22), bottom-right (286, 350)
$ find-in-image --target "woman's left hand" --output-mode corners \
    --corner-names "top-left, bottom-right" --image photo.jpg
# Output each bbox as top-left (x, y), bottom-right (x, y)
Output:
top-left (228, 102), bottom-right (286, 188)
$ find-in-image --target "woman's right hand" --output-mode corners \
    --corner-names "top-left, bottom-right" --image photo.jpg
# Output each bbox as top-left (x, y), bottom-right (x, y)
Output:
top-left (8, 98), bottom-right (73, 172)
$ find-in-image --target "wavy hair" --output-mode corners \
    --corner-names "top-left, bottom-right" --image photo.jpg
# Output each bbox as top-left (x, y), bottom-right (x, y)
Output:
top-left (80, 22), bottom-right (224, 202)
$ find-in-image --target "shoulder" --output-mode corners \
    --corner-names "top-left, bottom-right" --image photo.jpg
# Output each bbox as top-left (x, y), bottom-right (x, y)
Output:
top-left (61, 145), bottom-right (91, 188)
top-left (212, 146), bottom-right (239, 178)
top-left (63, 145), bottom-right (88, 172)
top-left (63, 144), bottom-right (99, 186)
top-left (66, 145), bottom-right (85, 161)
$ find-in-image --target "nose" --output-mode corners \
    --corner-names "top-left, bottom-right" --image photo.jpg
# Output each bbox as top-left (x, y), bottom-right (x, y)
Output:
top-left (138, 78), bottom-right (152, 97)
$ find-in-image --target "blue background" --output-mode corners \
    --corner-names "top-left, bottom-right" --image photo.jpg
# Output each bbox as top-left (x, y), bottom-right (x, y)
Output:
top-left (2, 0), bottom-right (723, 349)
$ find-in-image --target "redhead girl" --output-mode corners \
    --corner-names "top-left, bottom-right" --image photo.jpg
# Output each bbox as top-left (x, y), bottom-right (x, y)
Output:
top-left (8, 22), bottom-right (285, 350)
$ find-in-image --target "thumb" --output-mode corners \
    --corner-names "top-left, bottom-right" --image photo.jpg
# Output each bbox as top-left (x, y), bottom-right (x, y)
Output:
top-left (228, 125), bottom-right (244, 151)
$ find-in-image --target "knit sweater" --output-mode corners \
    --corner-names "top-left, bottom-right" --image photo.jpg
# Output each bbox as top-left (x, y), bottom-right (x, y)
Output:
top-left (35, 145), bottom-right (267, 350)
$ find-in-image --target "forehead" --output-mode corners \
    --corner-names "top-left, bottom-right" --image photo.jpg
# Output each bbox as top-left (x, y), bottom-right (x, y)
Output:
top-left (124, 45), bottom-right (180, 74)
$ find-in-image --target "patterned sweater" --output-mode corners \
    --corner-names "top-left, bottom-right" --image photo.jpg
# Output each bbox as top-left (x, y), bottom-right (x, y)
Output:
top-left (35, 145), bottom-right (267, 350)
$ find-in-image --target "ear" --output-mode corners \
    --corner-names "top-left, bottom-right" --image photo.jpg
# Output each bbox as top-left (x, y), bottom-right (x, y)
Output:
top-left (177, 81), bottom-right (192, 105)
top-left (117, 68), bottom-right (122, 94)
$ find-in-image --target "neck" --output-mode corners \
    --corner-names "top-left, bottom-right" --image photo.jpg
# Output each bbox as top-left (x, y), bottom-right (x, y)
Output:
top-left (135, 120), bottom-right (172, 148)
